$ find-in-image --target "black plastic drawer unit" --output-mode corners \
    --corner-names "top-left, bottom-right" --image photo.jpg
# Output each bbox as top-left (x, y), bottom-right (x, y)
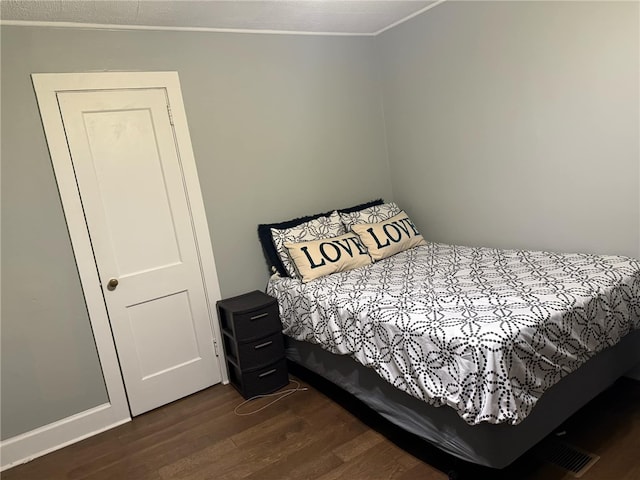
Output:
top-left (217, 290), bottom-right (288, 399)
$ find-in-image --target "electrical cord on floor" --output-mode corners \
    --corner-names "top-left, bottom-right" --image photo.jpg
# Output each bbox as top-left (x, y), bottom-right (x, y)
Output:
top-left (233, 379), bottom-right (308, 416)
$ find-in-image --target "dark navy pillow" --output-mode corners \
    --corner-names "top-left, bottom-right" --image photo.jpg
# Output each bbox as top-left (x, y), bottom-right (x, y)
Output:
top-left (257, 199), bottom-right (384, 277)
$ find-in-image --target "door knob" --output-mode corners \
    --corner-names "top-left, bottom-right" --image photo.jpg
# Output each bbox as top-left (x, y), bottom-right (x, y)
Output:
top-left (107, 278), bottom-right (119, 290)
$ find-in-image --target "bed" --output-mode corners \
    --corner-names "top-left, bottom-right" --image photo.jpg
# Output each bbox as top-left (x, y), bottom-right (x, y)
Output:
top-left (257, 200), bottom-right (640, 470)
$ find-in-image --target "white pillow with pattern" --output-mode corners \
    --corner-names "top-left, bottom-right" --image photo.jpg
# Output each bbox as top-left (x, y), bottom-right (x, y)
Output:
top-left (340, 202), bottom-right (401, 232)
top-left (271, 211), bottom-right (345, 278)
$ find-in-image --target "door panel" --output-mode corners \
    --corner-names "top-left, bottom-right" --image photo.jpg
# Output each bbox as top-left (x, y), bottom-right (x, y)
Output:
top-left (83, 108), bottom-right (183, 274)
top-left (127, 291), bottom-right (199, 379)
top-left (57, 88), bottom-right (221, 416)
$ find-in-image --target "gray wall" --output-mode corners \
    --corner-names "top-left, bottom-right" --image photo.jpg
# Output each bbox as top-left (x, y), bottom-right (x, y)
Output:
top-left (378, 1), bottom-right (640, 258)
top-left (1, 26), bottom-right (391, 439)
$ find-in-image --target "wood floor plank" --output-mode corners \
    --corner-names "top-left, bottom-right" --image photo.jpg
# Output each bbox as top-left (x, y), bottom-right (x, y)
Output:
top-left (239, 407), bottom-right (370, 480)
top-left (331, 429), bottom-right (386, 462)
top-left (229, 411), bottom-right (307, 448)
top-left (157, 438), bottom-right (238, 480)
top-left (2, 377), bottom-right (638, 480)
top-left (394, 462), bottom-right (450, 480)
top-left (317, 440), bottom-right (429, 480)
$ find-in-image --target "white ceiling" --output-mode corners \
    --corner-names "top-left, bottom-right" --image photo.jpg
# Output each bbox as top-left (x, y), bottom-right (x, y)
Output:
top-left (0, 1), bottom-right (444, 35)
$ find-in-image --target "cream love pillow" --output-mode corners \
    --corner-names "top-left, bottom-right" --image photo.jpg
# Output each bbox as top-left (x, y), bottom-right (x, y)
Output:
top-left (270, 211), bottom-right (345, 278)
top-left (351, 211), bottom-right (426, 262)
top-left (284, 233), bottom-right (371, 282)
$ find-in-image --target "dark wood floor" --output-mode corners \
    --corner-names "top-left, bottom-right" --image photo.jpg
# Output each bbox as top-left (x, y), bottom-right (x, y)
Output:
top-left (2, 375), bottom-right (638, 480)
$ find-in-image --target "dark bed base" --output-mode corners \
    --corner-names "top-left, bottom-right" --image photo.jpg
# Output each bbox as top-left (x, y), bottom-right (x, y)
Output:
top-left (287, 359), bottom-right (518, 480)
top-left (285, 330), bottom-right (640, 473)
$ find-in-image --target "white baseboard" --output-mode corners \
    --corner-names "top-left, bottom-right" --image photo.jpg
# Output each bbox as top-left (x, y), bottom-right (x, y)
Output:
top-left (1, 403), bottom-right (130, 472)
top-left (624, 362), bottom-right (640, 381)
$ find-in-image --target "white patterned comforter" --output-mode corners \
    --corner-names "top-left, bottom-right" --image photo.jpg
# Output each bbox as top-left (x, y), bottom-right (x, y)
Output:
top-left (267, 243), bottom-right (640, 425)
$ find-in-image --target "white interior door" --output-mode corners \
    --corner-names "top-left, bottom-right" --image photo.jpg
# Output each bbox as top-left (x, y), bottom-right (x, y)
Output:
top-left (56, 87), bottom-right (222, 416)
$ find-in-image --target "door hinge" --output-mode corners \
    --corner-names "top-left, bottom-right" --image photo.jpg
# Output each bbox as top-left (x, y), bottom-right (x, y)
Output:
top-left (213, 340), bottom-right (220, 357)
top-left (166, 104), bottom-right (174, 125)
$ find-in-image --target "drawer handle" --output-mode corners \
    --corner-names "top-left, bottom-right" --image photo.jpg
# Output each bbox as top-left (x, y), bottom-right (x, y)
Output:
top-left (258, 368), bottom-right (277, 378)
top-left (250, 312), bottom-right (269, 321)
top-left (254, 340), bottom-right (273, 350)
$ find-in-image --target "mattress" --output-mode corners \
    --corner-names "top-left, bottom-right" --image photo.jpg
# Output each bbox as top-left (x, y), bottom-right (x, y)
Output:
top-left (267, 242), bottom-right (640, 426)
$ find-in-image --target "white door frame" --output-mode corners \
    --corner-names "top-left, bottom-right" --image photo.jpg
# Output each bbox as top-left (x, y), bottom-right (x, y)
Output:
top-left (1, 72), bottom-right (227, 470)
